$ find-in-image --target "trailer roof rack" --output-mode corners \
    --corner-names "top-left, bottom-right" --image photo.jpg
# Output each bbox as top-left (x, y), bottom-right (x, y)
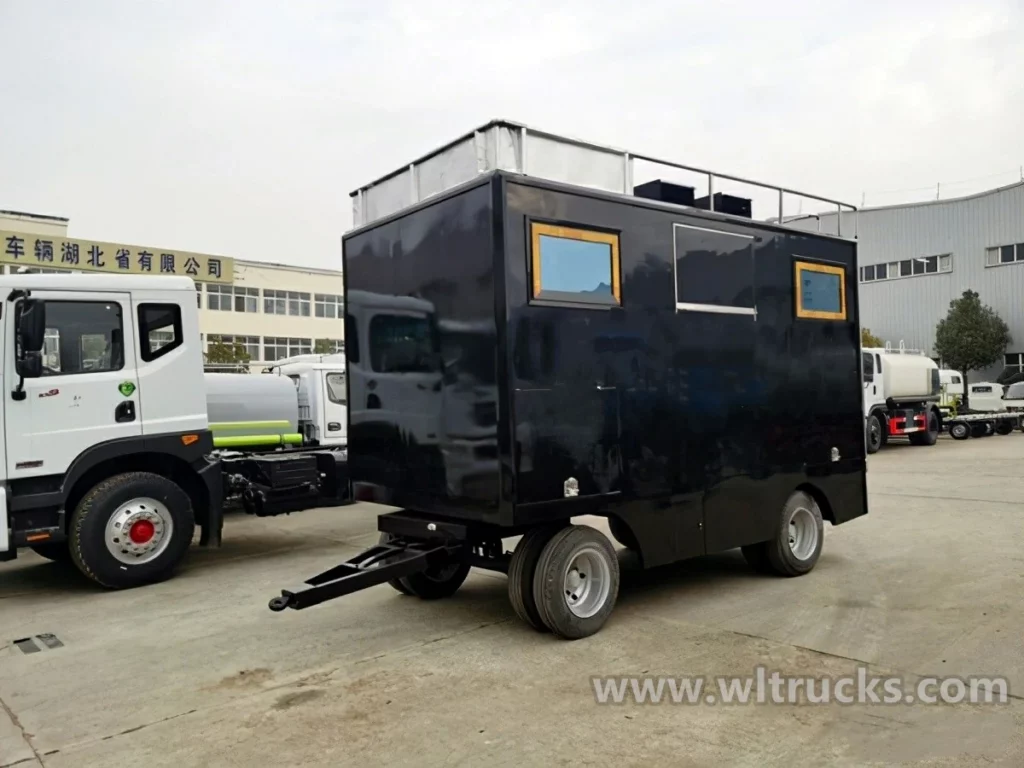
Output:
top-left (349, 119), bottom-right (858, 237)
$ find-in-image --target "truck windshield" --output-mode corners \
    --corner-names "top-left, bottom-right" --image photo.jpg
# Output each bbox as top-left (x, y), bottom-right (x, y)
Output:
top-left (368, 314), bottom-right (440, 374)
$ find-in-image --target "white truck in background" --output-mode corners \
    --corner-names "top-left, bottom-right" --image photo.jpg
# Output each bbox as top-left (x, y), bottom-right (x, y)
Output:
top-left (862, 345), bottom-right (942, 453)
top-left (0, 274), bottom-right (349, 589)
top-left (267, 353), bottom-right (348, 448)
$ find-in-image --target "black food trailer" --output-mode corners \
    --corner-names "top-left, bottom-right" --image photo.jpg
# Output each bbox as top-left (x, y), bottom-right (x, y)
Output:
top-left (269, 120), bottom-right (868, 639)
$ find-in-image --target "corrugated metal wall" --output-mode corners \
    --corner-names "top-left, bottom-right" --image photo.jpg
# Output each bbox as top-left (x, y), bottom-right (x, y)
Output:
top-left (797, 182), bottom-right (1024, 382)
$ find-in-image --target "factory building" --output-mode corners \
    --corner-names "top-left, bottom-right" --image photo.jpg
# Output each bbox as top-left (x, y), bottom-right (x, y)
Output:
top-left (0, 210), bottom-right (345, 372)
top-left (790, 181), bottom-right (1024, 383)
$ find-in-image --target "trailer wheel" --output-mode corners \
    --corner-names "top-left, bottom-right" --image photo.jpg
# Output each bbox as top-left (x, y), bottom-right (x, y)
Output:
top-left (996, 421), bottom-right (1014, 436)
top-left (746, 491), bottom-right (823, 578)
top-left (508, 526), bottom-right (563, 632)
top-left (69, 472), bottom-right (195, 589)
top-left (949, 422), bottom-right (970, 440)
top-left (865, 413), bottom-right (884, 454)
top-left (29, 542), bottom-right (72, 563)
top-left (908, 410), bottom-right (939, 446)
top-left (532, 525), bottom-right (620, 640)
top-left (401, 554), bottom-right (471, 600)
top-left (377, 533), bottom-right (413, 596)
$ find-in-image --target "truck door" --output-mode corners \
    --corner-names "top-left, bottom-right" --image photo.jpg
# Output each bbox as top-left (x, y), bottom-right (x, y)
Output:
top-left (862, 351), bottom-right (883, 415)
top-left (322, 370), bottom-right (347, 446)
top-left (5, 291), bottom-right (141, 481)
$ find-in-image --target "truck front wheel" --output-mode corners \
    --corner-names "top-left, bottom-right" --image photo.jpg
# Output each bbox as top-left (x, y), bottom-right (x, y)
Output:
top-left (69, 472), bottom-right (196, 589)
top-left (865, 413), bottom-right (884, 454)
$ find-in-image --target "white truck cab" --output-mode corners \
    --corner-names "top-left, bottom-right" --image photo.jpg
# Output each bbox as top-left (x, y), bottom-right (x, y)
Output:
top-left (0, 273), bottom-right (222, 583)
top-left (861, 344), bottom-right (941, 453)
top-left (268, 353), bottom-right (348, 447)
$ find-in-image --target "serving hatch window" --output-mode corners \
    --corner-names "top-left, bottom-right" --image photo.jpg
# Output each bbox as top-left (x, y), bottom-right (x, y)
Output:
top-left (794, 260), bottom-right (847, 321)
top-left (529, 222), bottom-right (621, 306)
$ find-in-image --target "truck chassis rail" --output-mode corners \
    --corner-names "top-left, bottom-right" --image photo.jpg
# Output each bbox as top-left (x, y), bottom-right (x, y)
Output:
top-left (268, 538), bottom-right (465, 611)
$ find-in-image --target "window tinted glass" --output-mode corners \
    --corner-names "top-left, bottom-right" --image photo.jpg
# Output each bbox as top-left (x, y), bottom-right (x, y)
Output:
top-left (41, 301), bottom-right (124, 375)
top-left (326, 372), bottom-right (346, 404)
top-left (538, 236), bottom-right (613, 296)
top-left (675, 225), bottom-right (754, 308)
top-left (800, 271), bottom-right (842, 313)
top-left (138, 303), bottom-right (182, 362)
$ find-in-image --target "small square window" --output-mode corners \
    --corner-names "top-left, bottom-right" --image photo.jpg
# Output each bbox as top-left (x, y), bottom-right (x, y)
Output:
top-left (912, 258), bottom-right (926, 275)
top-left (875, 263), bottom-right (887, 280)
top-left (925, 256), bottom-right (938, 274)
top-left (863, 265), bottom-right (875, 281)
top-left (939, 255), bottom-right (952, 272)
top-left (1001, 245), bottom-right (1015, 263)
top-left (794, 260), bottom-right (846, 321)
top-left (1017, 244), bottom-right (1024, 261)
top-left (530, 222), bottom-right (620, 306)
top-left (900, 259), bottom-right (913, 276)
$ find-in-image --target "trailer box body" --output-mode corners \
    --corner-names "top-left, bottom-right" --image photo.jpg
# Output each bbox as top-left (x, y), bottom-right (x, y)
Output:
top-left (344, 171), bottom-right (867, 567)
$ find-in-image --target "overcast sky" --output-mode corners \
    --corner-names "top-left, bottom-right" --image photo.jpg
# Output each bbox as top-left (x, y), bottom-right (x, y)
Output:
top-left (1, 0), bottom-right (1020, 270)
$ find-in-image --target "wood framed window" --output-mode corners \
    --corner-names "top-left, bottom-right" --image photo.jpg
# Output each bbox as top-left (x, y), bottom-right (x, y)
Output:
top-left (794, 259), bottom-right (847, 321)
top-left (529, 222), bottom-right (621, 307)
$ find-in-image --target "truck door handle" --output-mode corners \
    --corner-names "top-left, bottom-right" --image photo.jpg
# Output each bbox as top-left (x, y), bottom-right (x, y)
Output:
top-left (115, 401), bottom-right (136, 423)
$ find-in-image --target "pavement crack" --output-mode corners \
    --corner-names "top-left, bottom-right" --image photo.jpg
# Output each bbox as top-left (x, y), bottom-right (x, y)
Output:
top-left (99, 708), bottom-right (199, 741)
top-left (0, 692), bottom-right (44, 768)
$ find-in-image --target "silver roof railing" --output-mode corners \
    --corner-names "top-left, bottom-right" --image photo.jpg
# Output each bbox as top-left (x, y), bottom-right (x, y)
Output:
top-left (349, 119), bottom-right (858, 238)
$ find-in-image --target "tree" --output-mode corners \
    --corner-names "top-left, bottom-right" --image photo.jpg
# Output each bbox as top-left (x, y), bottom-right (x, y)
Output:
top-left (934, 289), bottom-right (1011, 410)
top-left (205, 341), bottom-right (251, 371)
top-left (861, 328), bottom-right (884, 348)
top-left (313, 338), bottom-right (336, 354)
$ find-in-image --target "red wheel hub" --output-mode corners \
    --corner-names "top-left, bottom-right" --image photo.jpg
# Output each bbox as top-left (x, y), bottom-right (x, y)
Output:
top-left (128, 519), bottom-right (156, 545)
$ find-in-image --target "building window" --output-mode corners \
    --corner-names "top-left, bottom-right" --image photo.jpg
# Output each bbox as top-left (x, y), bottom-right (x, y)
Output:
top-left (315, 293), bottom-right (343, 318)
top-left (263, 289), bottom-right (308, 316)
top-left (530, 221), bottom-right (621, 307)
top-left (207, 284), bottom-right (233, 311)
top-left (233, 287), bottom-right (259, 313)
top-left (288, 291), bottom-right (310, 317)
top-left (196, 281), bottom-right (203, 308)
top-left (208, 334), bottom-right (260, 361)
top-left (795, 260), bottom-right (847, 321)
top-left (1006, 353), bottom-right (1024, 370)
top-left (264, 336), bottom-right (311, 361)
top-left (985, 243), bottom-right (1024, 267)
top-left (861, 255), bottom-right (952, 283)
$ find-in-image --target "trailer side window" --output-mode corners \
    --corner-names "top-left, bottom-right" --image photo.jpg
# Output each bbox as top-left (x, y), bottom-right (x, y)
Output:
top-left (673, 223), bottom-right (755, 315)
top-left (794, 260), bottom-right (847, 321)
top-left (138, 303), bottom-right (183, 362)
top-left (529, 222), bottom-right (620, 306)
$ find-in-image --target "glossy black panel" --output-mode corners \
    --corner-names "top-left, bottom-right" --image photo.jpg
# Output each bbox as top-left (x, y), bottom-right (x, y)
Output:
top-left (503, 177), bottom-right (866, 562)
top-left (343, 181), bottom-right (503, 522)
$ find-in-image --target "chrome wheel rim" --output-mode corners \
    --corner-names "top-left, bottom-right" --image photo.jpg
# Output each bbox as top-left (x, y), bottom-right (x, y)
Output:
top-left (104, 497), bottom-right (173, 565)
top-left (563, 547), bottom-right (611, 619)
top-left (787, 506), bottom-right (818, 561)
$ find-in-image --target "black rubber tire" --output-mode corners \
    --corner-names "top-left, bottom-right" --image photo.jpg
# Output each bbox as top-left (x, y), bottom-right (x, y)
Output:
top-left (996, 421), bottom-right (1014, 435)
top-left (740, 542), bottom-right (774, 574)
top-left (949, 422), bottom-right (970, 440)
top-left (760, 490), bottom-right (824, 577)
top-left (69, 472), bottom-right (195, 589)
top-left (401, 554), bottom-right (471, 600)
top-left (908, 410), bottom-right (939, 446)
top-left (532, 525), bottom-right (620, 640)
top-left (377, 532), bottom-right (414, 596)
top-left (29, 541), bottom-right (73, 563)
top-left (607, 517), bottom-right (639, 550)
top-left (865, 413), bottom-right (884, 454)
top-left (508, 526), bottom-right (562, 632)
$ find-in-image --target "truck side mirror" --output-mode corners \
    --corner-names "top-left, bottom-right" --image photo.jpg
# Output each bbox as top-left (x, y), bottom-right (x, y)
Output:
top-left (12, 298), bottom-right (45, 399)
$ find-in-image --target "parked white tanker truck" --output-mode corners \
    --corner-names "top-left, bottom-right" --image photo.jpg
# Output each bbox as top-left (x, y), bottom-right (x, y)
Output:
top-left (862, 345), bottom-right (942, 453)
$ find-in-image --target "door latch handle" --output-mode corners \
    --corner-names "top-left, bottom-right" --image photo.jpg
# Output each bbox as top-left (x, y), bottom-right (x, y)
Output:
top-left (115, 401), bottom-right (136, 423)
